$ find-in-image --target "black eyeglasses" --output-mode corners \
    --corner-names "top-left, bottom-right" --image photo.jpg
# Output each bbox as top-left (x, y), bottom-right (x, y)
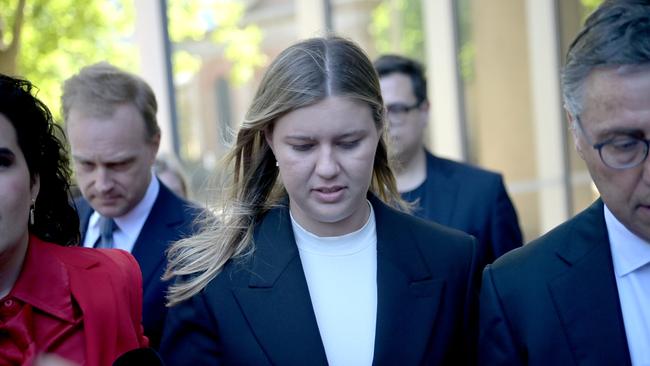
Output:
top-left (386, 102), bottom-right (421, 116)
top-left (575, 116), bottom-right (650, 170)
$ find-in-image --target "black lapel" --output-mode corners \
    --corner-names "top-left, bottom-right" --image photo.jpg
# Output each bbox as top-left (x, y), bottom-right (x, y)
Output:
top-left (548, 200), bottom-right (631, 366)
top-left (231, 204), bottom-right (328, 366)
top-left (422, 152), bottom-right (459, 226)
top-left (131, 183), bottom-right (187, 287)
top-left (371, 196), bottom-right (445, 365)
top-left (74, 197), bottom-right (93, 244)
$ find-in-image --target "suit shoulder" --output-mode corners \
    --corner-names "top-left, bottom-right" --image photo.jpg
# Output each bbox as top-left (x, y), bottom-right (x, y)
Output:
top-left (382, 202), bottom-right (476, 256)
top-left (73, 197), bottom-right (92, 218)
top-left (488, 207), bottom-right (592, 274)
top-left (429, 154), bottom-right (503, 183)
top-left (158, 184), bottom-right (205, 221)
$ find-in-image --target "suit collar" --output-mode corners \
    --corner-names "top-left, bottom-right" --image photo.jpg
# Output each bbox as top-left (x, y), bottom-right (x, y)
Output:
top-left (233, 201), bottom-right (328, 365)
top-left (131, 182), bottom-right (189, 286)
top-left (76, 198), bottom-right (93, 244)
top-left (371, 195), bottom-right (445, 364)
top-left (554, 199), bottom-right (609, 264)
top-left (233, 195), bottom-right (444, 365)
top-left (245, 195), bottom-right (436, 287)
top-left (78, 180), bottom-right (183, 287)
top-left (548, 199), bottom-right (631, 365)
top-left (421, 151), bottom-right (459, 225)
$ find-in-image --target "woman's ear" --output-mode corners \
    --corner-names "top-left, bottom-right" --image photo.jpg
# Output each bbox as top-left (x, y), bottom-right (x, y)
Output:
top-left (264, 126), bottom-right (275, 153)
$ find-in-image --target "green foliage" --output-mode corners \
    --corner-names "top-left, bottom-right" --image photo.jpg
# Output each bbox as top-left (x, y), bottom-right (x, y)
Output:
top-left (581, 0), bottom-right (604, 14)
top-left (369, 0), bottom-right (425, 63)
top-left (0, 0), bottom-right (136, 120)
top-left (168, 0), bottom-right (265, 86)
top-left (0, 0), bottom-right (263, 119)
top-left (370, 0), bottom-right (476, 82)
top-left (456, 0), bottom-right (474, 83)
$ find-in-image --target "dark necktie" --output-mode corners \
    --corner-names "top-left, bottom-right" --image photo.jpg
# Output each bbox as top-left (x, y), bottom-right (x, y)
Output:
top-left (95, 216), bottom-right (117, 249)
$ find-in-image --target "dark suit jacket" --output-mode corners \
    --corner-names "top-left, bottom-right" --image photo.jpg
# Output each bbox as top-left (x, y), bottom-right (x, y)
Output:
top-left (479, 199), bottom-right (631, 366)
top-left (77, 180), bottom-right (202, 349)
top-left (161, 195), bottom-right (479, 365)
top-left (406, 152), bottom-right (522, 268)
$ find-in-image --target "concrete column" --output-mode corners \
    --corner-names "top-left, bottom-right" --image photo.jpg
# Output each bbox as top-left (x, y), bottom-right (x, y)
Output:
top-left (422, 0), bottom-right (465, 161)
top-left (525, 0), bottom-right (570, 232)
top-left (295, 0), bottom-right (328, 38)
top-left (134, 0), bottom-right (173, 155)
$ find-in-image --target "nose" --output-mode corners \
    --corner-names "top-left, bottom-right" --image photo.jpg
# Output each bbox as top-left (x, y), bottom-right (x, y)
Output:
top-left (386, 113), bottom-right (400, 127)
top-left (315, 147), bottom-right (340, 179)
top-left (94, 167), bottom-right (115, 193)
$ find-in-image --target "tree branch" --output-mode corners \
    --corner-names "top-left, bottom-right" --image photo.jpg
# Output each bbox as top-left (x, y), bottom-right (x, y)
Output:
top-left (8, 0), bottom-right (27, 52)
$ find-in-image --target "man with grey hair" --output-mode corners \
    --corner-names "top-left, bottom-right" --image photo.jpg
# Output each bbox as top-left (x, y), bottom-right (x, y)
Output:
top-left (63, 62), bottom-right (201, 349)
top-left (479, 1), bottom-right (650, 364)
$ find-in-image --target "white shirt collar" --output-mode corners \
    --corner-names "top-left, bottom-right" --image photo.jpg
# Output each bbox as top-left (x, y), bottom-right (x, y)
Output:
top-left (86, 175), bottom-right (159, 251)
top-left (604, 204), bottom-right (650, 277)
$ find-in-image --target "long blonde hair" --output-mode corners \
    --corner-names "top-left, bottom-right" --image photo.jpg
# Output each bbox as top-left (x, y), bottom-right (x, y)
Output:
top-left (165, 36), bottom-right (405, 306)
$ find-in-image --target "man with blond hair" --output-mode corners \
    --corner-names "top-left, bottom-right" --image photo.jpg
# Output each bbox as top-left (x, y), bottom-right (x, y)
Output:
top-left (62, 62), bottom-right (201, 348)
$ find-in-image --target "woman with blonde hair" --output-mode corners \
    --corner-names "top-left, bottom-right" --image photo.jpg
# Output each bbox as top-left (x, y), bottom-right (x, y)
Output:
top-left (161, 36), bottom-right (478, 365)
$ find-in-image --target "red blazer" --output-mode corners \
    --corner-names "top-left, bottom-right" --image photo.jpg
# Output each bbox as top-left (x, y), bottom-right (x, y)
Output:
top-left (36, 237), bottom-right (149, 365)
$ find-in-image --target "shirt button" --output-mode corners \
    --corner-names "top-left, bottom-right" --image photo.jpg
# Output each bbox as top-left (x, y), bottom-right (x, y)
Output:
top-left (3, 299), bottom-right (13, 307)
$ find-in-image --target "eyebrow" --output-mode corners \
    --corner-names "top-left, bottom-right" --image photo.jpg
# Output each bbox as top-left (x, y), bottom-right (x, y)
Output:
top-left (595, 127), bottom-right (645, 140)
top-left (284, 130), bottom-right (368, 141)
top-left (71, 154), bottom-right (135, 164)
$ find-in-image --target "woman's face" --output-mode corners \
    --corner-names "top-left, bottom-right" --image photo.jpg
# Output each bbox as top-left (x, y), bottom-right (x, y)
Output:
top-left (266, 96), bottom-right (380, 236)
top-left (0, 113), bottom-right (38, 257)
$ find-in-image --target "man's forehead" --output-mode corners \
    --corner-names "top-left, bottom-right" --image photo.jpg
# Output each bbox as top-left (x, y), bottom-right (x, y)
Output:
top-left (66, 102), bottom-right (143, 127)
top-left (379, 73), bottom-right (416, 100)
top-left (72, 149), bottom-right (139, 163)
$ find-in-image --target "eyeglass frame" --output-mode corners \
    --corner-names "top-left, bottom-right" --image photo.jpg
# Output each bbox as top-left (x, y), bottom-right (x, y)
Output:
top-left (385, 101), bottom-right (423, 117)
top-left (574, 115), bottom-right (650, 170)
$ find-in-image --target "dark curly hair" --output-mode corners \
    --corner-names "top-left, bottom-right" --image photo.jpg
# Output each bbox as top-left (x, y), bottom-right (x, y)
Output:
top-left (0, 74), bottom-right (79, 246)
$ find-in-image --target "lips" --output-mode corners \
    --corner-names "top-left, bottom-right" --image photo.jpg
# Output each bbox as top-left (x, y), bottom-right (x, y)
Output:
top-left (317, 186), bottom-right (343, 193)
top-left (312, 186), bottom-right (345, 203)
top-left (94, 195), bottom-right (120, 205)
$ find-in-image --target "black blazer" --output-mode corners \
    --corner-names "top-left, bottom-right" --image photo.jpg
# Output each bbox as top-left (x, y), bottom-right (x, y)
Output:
top-left (479, 199), bottom-right (631, 365)
top-left (161, 195), bottom-right (479, 365)
top-left (409, 151), bottom-right (522, 268)
top-left (77, 180), bottom-right (202, 349)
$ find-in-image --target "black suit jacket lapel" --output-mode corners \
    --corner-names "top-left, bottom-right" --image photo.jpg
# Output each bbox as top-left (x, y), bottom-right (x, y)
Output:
top-left (371, 196), bottom-right (445, 365)
top-left (548, 200), bottom-right (631, 366)
top-left (132, 183), bottom-right (186, 288)
top-left (423, 152), bottom-right (459, 226)
top-left (75, 198), bottom-right (93, 244)
top-left (231, 204), bottom-right (328, 365)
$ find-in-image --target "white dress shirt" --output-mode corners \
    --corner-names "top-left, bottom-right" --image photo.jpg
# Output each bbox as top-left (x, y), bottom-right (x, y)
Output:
top-left (605, 204), bottom-right (650, 366)
top-left (291, 201), bottom-right (377, 366)
top-left (83, 176), bottom-right (160, 253)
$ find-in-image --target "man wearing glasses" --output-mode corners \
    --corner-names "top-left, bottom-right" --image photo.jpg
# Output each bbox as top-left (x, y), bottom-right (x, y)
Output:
top-left (374, 55), bottom-right (522, 269)
top-left (480, 1), bottom-right (650, 365)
